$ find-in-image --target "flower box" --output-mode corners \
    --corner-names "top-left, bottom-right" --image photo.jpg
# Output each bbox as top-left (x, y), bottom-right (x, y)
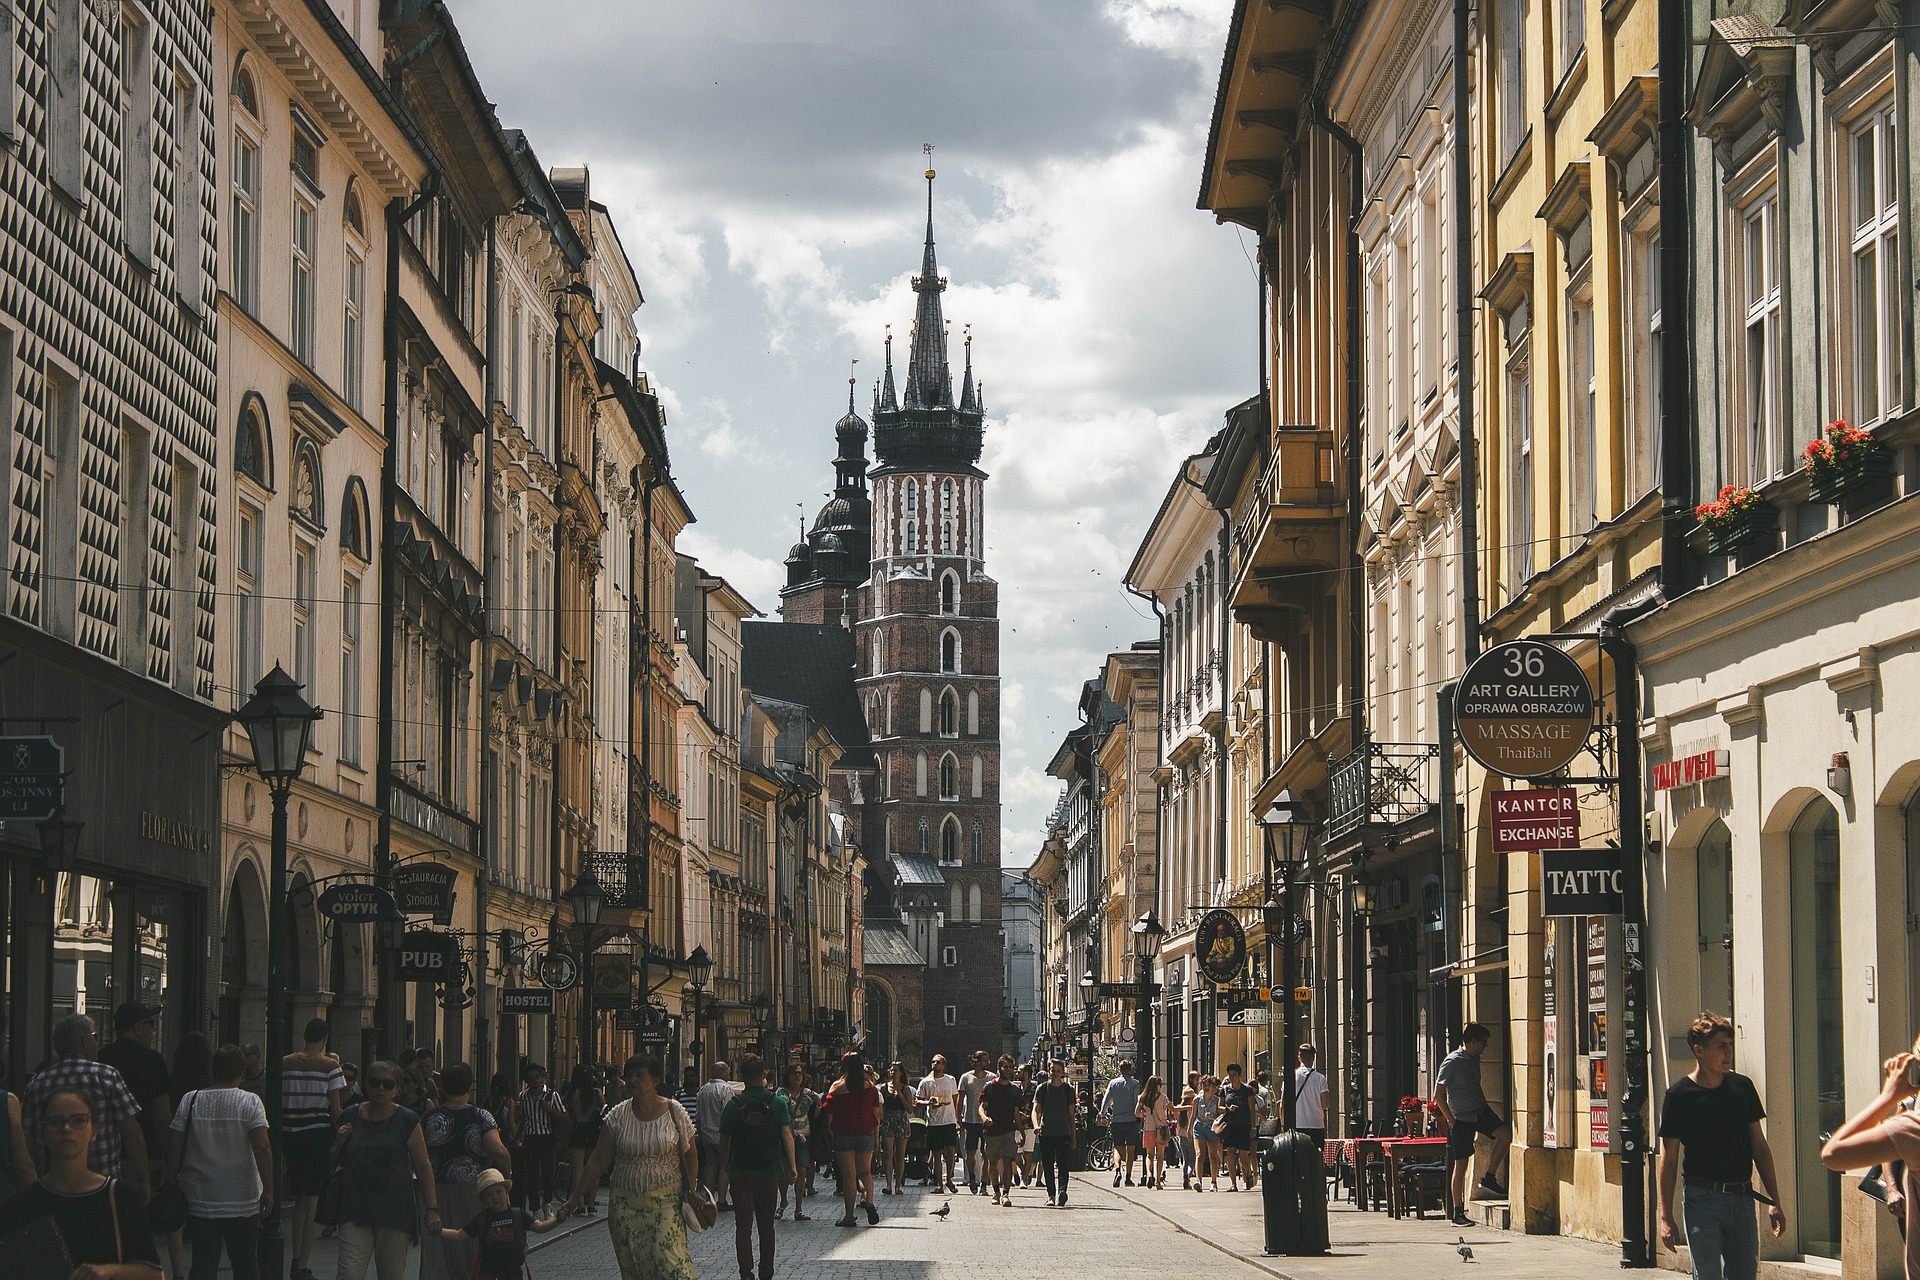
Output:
top-left (1803, 419), bottom-right (1893, 504)
top-left (1695, 485), bottom-right (1776, 556)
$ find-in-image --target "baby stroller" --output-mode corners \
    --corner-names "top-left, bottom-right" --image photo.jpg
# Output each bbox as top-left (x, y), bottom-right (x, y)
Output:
top-left (905, 1113), bottom-right (931, 1184)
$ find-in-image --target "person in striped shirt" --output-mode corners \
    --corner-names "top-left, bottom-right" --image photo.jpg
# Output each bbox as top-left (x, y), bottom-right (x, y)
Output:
top-left (280, 1018), bottom-right (345, 1280)
top-left (515, 1063), bottom-right (568, 1216)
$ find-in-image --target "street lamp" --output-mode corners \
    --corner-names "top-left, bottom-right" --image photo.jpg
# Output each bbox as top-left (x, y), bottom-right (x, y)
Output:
top-left (1258, 790), bottom-right (1313, 1133)
top-left (564, 868), bottom-right (607, 1062)
top-left (1131, 910), bottom-right (1165, 1081)
top-left (234, 664), bottom-right (320, 1280)
top-left (687, 944), bottom-right (713, 1075)
top-left (37, 806), bottom-right (84, 877)
top-left (1348, 862), bottom-right (1377, 1131)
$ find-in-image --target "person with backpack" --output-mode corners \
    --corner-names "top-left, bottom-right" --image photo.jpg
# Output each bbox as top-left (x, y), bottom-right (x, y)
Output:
top-left (719, 1055), bottom-right (794, 1280)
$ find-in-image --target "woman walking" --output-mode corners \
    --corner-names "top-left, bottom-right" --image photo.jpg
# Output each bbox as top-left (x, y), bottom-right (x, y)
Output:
top-left (420, 1063), bottom-right (512, 1280)
top-left (878, 1062), bottom-right (912, 1195)
top-left (331, 1061), bottom-right (438, 1280)
top-left (1172, 1085), bottom-right (1197, 1188)
top-left (563, 1065), bottom-right (605, 1215)
top-left (169, 1045), bottom-right (271, 1280)
top-left (820, 1052), bottom-right (883, 1227)
top-left (561, 1055), bottom-right (699, 1280)
top-left (778, 1064), bottom-right (819, 1218)
top-left (1192, 1074), bottom-right (1223, 1191)
top-left (0, 1088), bottom-right (160, 1277)
top-left (1136, 1076), bottom-right (1171, 1189)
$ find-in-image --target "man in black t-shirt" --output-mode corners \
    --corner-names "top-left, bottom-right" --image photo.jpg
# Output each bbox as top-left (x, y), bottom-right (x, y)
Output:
top-left (1656, 1012), bottom-right (1785, 1280)
top-left (97, 1004), bottom-right (171, 1181)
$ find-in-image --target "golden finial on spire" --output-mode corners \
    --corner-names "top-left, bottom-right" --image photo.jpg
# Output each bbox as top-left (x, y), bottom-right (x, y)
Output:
top-left (923, 142), bottom-right (935, 180)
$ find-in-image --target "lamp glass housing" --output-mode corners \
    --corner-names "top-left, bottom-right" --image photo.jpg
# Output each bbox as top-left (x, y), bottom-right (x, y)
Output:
top-left (688, 944), bottom-right (714, 989)
top-left (1131, 909), bottom-right (1166, 960)
top-left (236, 664), bottom-right (319, 784)
top-left (565, 868), bottom-right (605, 928)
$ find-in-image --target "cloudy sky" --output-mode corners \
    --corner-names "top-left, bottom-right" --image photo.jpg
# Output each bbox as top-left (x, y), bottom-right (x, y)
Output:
top-left (453, 0), bottom-right (1255, 866)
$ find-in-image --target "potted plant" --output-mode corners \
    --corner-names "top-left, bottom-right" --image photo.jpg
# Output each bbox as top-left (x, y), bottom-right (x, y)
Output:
top-left (1694, 485), bottom-right (1777, 556)
top-left (1803, 419), bottom-right (1893, 503)
top-left (1398, 1094), bottom-right (1425, 1136)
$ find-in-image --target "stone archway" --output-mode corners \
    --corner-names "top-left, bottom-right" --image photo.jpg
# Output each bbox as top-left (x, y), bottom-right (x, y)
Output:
top-left (220, 855), bottom-right (270, 1048)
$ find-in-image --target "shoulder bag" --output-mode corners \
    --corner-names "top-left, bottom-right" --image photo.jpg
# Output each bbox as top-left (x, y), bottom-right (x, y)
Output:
top-left (147, 1095), bottom-right (194, 1233)
top-left (671, 1104), bottom-right (716, 1233)
top-left (314, 1105), bottom-right (352, 1228)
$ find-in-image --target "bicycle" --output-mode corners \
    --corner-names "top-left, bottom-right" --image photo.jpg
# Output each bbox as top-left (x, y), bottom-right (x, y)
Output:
top-left (1085, 1132), bottom-right (1114, 1171)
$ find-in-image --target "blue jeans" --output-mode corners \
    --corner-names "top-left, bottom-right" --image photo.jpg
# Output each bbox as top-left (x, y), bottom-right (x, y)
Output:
top-left (186, 1213), bottom-right (260, 1280)
top-left (1682, 1185), bottom-right (1758, 1280)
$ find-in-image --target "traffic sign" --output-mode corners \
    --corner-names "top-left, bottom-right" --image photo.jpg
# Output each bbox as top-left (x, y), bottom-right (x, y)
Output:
top-left (0, 736), bottom-right (63, 821)
top-left (1456, 639), bottom-right (1595, 778)
top-left (1049, 1043), bottom-right (1068, 1061)
top-left (1066, 1064), bottom-right (1089, 1082)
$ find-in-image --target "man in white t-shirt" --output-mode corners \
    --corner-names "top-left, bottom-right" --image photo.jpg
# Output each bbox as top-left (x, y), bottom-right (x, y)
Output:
top-left (917, 1056), bottom-right (961, 1194)
top-left (957, 1051), bottom-right (993, 1194)
top-left (1292, 1044), bottom-right (1332, 1146)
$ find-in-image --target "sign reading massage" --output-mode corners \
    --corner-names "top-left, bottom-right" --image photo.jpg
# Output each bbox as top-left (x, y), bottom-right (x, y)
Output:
top-left (1456, 640), bottom-right (1595, 778)
top-left (1541, 847), bottom-right (1625, 917)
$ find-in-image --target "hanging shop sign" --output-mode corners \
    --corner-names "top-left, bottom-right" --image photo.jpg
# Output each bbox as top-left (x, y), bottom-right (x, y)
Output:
top-left (0, 735), bottom-right (64, 821)
top-left (1542, 847), bottom-right (1625, 917)
top-left (1215, 987), bottom-right (1271, 1027)
top-left (499, 988), bottom-right (554, 1015)
top-left (1098, 981), bottom-right (1157, 1000)
top-left (395, 931), bottom-right (456, 981)
top-left (591, 952), bottom-right (634, 1010)
top-left (1456, 640), bottom-right (1596, 778)
top-left (393, 863), bottom-right (458, 924)
top-left (1652, 749), bottom-right (1728, 792)
top-left (1196, 909), bottom-right (1247, 986)
top-left (536, 951), bottom-right (580, 992)
top-left (317, 883), bottom-right (403, 924)
top-left (1491, 788), bottom-right (1579, 852)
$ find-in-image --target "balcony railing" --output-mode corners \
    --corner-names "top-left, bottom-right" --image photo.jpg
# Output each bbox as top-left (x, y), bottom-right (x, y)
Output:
top-left (588, 850), bottom-right (649, 912)
top-left (1327, 741), bottom-right (1441, 842)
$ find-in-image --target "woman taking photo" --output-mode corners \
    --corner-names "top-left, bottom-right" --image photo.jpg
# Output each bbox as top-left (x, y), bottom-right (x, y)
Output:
top-left (561, 1056), bottom-right (698, 1280)
top-left (331, 1061), bottom-right (438, 1280)
top-left (562, 1065), bottom-right (605, 1216)
top-left (1136, 1075), bottom-right (1171, 1189)
top-left (820, 1052), bottom-right (883, 1227)
top-left (878, 1062), bottom-right (912, 1196)
top-left (0, 1089), bottom-right (160, 1278)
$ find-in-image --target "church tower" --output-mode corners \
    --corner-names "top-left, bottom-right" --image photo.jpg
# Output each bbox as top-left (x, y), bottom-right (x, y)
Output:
top-left (854, 163), bottom-right (1003, 1061)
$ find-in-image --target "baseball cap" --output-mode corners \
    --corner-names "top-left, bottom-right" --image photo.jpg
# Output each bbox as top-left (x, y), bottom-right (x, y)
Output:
top-left (474, 1168), bottom-right (510, 1194)
top-left (113, 1003), bottom-right (162, 1033)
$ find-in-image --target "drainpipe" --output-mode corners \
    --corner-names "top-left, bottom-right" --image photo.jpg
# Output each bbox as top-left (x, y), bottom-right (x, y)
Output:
top-left (1454, 0), bottom-right (1482, 661)
top-left (1656, 0), bottom-right (1695, 595)
top-left (477, 213), bottom-right (499, 1078)
top-left (550, 303), bottom-right (567, 1062)
top-left (1603, 594), bottom-right (1661, 1268)
top-left (376, 174), bottom-right (440, 1055)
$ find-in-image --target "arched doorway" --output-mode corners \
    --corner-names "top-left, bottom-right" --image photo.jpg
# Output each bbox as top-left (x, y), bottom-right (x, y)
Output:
top-left (1696, 819), bottom-right (1734, 1023)
top-left (1788, 798), bottom-right (1842, 1259)
top-left (220, 857), bottom-right (270, 1048)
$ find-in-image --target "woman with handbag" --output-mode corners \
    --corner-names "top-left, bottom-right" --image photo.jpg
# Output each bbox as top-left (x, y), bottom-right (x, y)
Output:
top-left (0, 1087), bottom-right (162, 1278)
top-left (330, 1061), bottom-right (439, 1280)
top-left (166, 1044), bottom-right (271, 1280)
top-left (560, 1055), bottom-right (701, 1280)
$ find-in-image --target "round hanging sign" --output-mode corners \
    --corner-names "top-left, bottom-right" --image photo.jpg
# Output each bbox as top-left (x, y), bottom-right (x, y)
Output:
top-left (536, 950), bottom-right (580, 992)
top-left (1196, 908), bottom-right (1248, 986)
top-left (1455, 639), bottom-right (1596, 778)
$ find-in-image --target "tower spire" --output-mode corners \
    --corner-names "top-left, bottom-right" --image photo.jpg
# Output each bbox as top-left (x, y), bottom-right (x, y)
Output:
top-left (958, 325), bottom-right (976, 412)
top-left (905, 146), bottom-right (952, 409)
top-left (877, 325), bottom-right (898, 413)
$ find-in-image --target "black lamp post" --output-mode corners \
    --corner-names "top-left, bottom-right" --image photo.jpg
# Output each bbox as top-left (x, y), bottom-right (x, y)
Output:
top-left (565, 868), bottom-right (606, 1064)
top-left (686, 944), bottom-right (713, 1075)
top-left (1258, 790), bottom-right (1312, 1133)
top-left (37, 806), bottom-right (84, 876)
top-left (1348, 864), bottom-right (1377, 1133)
top-left (1130, 910), bottom-right (1165, 1082)
top-left (235, 665), bottom-right (320, 1280)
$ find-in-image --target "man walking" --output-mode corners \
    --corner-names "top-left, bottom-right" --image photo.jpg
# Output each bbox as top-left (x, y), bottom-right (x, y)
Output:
top-left (280, 1018), bottom-right (345, 1280)
top-left (1292, 1045), bottom-right (1331, 1147)
top-left (1032, 1059), bottom-right (1077, 1207)
top-left (1436, 1023), bottom-right (1512, 1227)
top-left (1658, 1013), bottom-right (1784, 1280)
top-left (1215, 1063), bottom-right (1258, 1190)
top-left (515, 1063), bottom-right (567, 1216)
top-left (698, 1061), bottom-right (742, 1210)
top-left (917, 1055), bottom-right (961, 1194)
top-left (958, 1051), bottom-right (992, 1194)
top-left (22, 1014), bottom-right (150, 1202)
top-left (98, 1004), bottom-right (171, 1203)
top-left (979, 1056), bottom-right (1021, 1206)
top-left (719, 1055), bottom-right (793, 1280)
top-left (1099, 1060), bottom-right (1143, 1187)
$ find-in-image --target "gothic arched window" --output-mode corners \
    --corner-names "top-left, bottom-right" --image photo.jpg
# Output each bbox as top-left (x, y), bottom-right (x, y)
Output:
top-left (236, 399), bottom-right (270, 487)
top-left (941, 629), bottom-right (959, 673)
top-left (940, 571), bottom-right (959, 615)
top-left (939, 754), bottom-right (958, 799)
top-left (939, 689), bottom-right (958, 737)
top-left (905, 481), bottom-right (917, 513)
top-left (905, 520), bottom-right (917, 554)
top-left (941, 818), bottom-right (960, 864)
top-left (941, 478), bottom-right (953, 515)
top-left (941, 520), bottom-right (953, 553)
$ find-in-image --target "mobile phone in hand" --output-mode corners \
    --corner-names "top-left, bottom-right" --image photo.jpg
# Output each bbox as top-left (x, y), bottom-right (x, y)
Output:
top-left (1905, 1060), bottom-right (1920, 1090)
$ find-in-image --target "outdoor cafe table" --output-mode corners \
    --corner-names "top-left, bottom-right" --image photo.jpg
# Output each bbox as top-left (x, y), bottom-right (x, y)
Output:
top-left (1350, 1136), bottom-right (1449, 1215)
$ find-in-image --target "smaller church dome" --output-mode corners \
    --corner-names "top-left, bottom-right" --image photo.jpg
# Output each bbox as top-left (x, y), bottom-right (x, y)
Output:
top-left (816, 532), bottom-right (846, 555)
top-left (812, 496), bottom-right (855, 532)
top-left (785, 541), bottom-right (812, 564)
top-left (836, 407), bottom-right (868, 435)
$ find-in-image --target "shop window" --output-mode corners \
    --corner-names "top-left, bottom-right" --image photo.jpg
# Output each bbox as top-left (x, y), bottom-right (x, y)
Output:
top-left (1696, 820), bottom-right (1734, 1025)
top-left (1789, 798), bottom-right (1843, 1259)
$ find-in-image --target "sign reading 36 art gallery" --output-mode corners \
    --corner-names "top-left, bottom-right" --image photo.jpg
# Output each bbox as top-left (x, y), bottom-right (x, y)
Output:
top-left (1456, 640), bottom-right (1595, 778)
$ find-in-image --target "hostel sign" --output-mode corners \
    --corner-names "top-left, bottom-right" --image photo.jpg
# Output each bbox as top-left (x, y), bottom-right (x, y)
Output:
top-left (1456, 640), bottom-right (1595, 778)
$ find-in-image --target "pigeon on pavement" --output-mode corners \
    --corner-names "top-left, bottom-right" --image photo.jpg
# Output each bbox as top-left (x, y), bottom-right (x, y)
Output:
top-left (931, 1201), bottom-right (952, 1219)
top-left (1457, 1237), bottom-right (1475, 1262)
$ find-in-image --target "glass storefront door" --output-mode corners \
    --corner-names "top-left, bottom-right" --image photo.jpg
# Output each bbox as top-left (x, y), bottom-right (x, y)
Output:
top-left (1696, 821), bottom-right (1734, 1024)
top-left (1789, 800), bottom-right (1843, 1259)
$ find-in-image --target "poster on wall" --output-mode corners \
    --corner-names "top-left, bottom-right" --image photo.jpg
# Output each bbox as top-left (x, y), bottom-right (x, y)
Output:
top-left (1590, 1057), bottom-right (1610, 1151)
top-left (1543, 924), bottom-right (1559, 1148)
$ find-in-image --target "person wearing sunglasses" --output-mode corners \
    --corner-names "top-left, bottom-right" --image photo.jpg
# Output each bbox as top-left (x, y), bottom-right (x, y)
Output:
top-left (0, 1087), bottom-right (162, 1278)
top-left (330, 1062), bottom-right (438, 1280)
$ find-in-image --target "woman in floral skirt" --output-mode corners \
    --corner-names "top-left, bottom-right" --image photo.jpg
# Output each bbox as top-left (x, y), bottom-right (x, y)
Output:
top-left (562, 1055), bottom-right (698, 1280)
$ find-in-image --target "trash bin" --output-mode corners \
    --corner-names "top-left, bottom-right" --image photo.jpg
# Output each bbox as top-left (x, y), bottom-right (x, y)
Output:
top-left (1261, 1131), bottom-right (1329, 1256)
